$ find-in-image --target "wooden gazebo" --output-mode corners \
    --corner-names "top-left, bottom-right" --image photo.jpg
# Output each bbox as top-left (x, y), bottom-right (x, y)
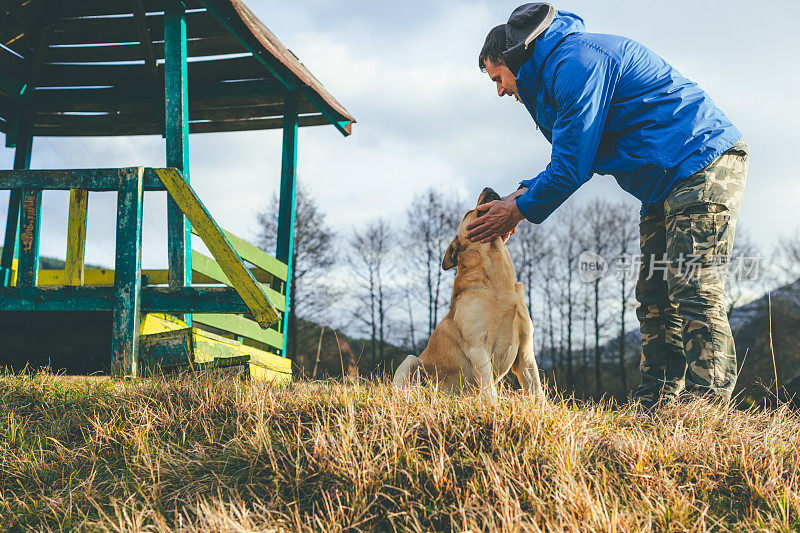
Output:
top-left (0, 0), bottom-right (354, 377)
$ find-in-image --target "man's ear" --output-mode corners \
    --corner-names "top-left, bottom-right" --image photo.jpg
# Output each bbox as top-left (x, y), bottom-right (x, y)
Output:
top-left (441, 237), bottom-right (460, 271)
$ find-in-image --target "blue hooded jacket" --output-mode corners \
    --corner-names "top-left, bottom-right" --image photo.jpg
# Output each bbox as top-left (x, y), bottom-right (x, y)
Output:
top-left (514, 11), bottom-right (742, 223)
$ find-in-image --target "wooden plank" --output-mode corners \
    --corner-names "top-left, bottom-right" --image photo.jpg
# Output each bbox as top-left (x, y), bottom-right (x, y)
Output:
top-left (65, 188), bottom-right (88, 285)
top-left (17, 188), bottom-right (41, 287)
top-left (155, 167), bottom-right (279, 328)
top-left (36, 94), bottom-right (293, 115)
top-left (57, 0), bottom-right (204, 18)
top-left (140, 313), bottom-right (187, 335)
top-left (36, 265), bottom-right (272, 286)
top-left (140, 328), bottom-right (193, 369)
top-left (164, 0), bottom-right (191, 305)
top-left (0, 286), bottom-right (258, 313)
top-left (44, 35), bottom-right (246, 63)
top-left (1, 120), bottom-right (32, 286)
top-left (48, 10), bottom-right (223, 46)
top-left (188, 113), bottom-right (329, 134)
top-left (0, 168), bottom-right (166, 190)
top-left (111, 167), bottom-right (144, 376)
top-left (0, 189), bottom-right (21, 286)
top-left (132, 0), bottom-right (160, 83)
top-left (244, 344), bottom-right (292, 382)
top-left (193, 313), bottom-right (283, 350)
top-left (276, 95), bottom-right (298, 356)
top-left (192, 227), bottom-right (287, 281)
top-left (34, 79), bottom-right (284, 108)
top-left (35, 55), bottom-right (262, 87)
top-left (190, 250), bottom-right (285, 311)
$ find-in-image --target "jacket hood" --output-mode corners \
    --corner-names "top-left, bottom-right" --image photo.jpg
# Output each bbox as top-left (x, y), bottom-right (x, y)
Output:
top-left (515, 10), bottom-right (586, 97)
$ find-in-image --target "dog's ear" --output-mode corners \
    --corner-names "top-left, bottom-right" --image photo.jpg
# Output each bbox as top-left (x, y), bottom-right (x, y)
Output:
top-left (442, 236), bottom-right (460, 271)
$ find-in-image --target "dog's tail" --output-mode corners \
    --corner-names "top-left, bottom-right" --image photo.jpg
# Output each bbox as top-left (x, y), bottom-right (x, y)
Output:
top-left (392, 355), bottom-right (422, 387)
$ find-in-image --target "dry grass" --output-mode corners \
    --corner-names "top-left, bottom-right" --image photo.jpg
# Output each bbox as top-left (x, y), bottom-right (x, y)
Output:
top-left (1, 371), bottom-right (799, 532)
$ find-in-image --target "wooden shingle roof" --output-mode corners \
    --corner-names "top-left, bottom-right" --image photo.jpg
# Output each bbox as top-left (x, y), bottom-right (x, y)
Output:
top-left (0, 0), bottom-right (355, 137)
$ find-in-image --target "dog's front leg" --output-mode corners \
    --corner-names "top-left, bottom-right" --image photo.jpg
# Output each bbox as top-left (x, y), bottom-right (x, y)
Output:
top-left (468, 348), bottom-right (497, 401)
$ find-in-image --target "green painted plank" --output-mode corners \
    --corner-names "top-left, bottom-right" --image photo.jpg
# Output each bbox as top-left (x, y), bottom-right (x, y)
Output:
top-left (193, 313), bottom-right (283, 351)
top-left (156, 168), bottom-right (279, 328)
top-left (165, 0), bottom-right (192, 306)
top-left (0, 168), bottom-right (166, 190)
top-left (190, 228), bottom-right (287, 282)
top-left (191, 250), bottom-right (286, 312)
top-left (276, 96), bottom-right (298, 357)
top-left (111, 167), bottom-right (144, 377)
top-left (0, 286), bottom-right (257, 313)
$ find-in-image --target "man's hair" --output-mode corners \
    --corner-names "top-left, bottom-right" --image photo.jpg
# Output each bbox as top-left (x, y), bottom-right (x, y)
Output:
top-left (478, 25), bottom-right (507, 72)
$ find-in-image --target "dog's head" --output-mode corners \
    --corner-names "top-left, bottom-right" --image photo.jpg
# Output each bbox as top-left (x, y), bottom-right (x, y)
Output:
top-left (442, 187), bottom-right (502, 271)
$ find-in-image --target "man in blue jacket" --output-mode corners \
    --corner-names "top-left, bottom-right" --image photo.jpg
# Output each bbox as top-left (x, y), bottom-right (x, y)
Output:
top-left (466, 3), bottom-right (749, 407)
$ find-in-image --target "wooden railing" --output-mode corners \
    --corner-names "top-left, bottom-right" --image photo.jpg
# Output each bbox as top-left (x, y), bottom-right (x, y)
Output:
top-left (0, 167), bottom-right (289, 374)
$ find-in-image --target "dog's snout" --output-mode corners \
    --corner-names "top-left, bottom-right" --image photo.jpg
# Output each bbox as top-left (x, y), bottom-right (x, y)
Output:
top-left (479, 187), bottom-right (501, 203)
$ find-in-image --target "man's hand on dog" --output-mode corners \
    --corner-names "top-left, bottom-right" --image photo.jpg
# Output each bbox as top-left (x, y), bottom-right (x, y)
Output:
top-left (466, 189), bottom-right (526, 243)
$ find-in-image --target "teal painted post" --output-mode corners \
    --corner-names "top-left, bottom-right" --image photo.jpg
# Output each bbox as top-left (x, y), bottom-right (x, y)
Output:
top-left (164, 0), bottom-right (191, 322)
top-left (111, 167), bottom-right (145, 376)
top-left (0, 124), bottom-right (32, 286)
top-left (276, 94), bottom-right (298, 358)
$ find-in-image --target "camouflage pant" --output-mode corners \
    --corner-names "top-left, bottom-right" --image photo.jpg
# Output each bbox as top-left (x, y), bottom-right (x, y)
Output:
top-left (633, 140), bottom-right (749, 407)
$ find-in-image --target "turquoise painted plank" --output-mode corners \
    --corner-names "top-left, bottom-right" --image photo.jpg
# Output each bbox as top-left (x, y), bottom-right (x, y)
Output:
top-left (1, 122), bottom-right (32, 286)
top-left (17, 189), bottom-right (41, 287)
top-left (164, 0), bottom-right (192, 318)
top-left (0, 168), bottom-right (166, 191)
top-left (111, 168), bottom-right (144, 376)
top-left (0, 190), bottom-right (21, 286)
top-left (0, 286), bottom-right (258, 313)
top-left (276, 95), bottom-right (298, 357)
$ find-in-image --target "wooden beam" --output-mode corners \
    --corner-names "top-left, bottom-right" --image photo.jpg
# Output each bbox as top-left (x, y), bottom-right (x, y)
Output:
top-left (164, 0), bottom-right (192, 312)
top-left (131, 0), bottom-right (160, 84)
top-left (154, 167), bottom-right (279, 328)
top-left (0, 286), bottom-right (260, 313)
top-left (0, 168), bottom-right (166, 190)
top-left (65, 189), bottom-right (88, 286)
top-left (276, 94), bottom-right (298, 356)
top-left (111, 167), bottom-right (144, 377)
top-left (36, 264), bottom-right (275, 287)
top-left (191, 225), bottom-right (287, 281)
top-left (0, 121), bottom-right (31, 286)
top-left (17, 188), bottom-right (41, 287)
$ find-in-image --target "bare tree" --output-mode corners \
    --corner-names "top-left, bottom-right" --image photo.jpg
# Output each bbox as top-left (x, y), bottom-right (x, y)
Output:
top-left (726, 228), bottom-right (762, 316)
top-left (255, 186), bottom-right (337, 361)
top-left (554, 205), bottom-right (581, 390)
top-left (349, 218), bottom-right (396, 369)
top-left (579, 199), bottom-right (618, 393)
top-left (609, 201), bottom-right (639, 394)
top-left (405, 189), bottom-right (463, 340)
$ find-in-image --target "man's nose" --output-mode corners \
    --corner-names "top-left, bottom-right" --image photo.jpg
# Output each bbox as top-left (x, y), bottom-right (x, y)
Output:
top-left (497, 84), bottom-right (506, 97)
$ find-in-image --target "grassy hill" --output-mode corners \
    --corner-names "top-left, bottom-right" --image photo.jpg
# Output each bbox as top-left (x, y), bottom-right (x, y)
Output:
top-left (1, 372), bottom-right (798, 531)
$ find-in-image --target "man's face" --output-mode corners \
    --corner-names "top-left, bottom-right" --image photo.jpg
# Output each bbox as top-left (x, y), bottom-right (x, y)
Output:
top-left (484, 60), bottom-right (520, 101)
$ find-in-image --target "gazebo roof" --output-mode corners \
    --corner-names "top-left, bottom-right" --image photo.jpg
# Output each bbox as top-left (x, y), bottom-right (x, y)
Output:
top-left (0, 0), bottom-right (355, 137)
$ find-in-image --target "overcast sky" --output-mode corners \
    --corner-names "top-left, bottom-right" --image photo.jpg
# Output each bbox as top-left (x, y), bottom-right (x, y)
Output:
top-left (1, 0), bottom-right (799, 271)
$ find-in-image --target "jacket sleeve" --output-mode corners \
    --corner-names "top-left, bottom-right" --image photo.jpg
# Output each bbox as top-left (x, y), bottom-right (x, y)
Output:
top-left (516, 46), bottom-right (620, 224)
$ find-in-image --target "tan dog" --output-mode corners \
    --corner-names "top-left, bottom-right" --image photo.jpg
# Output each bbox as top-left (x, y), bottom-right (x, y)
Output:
top-left (393, 188), bottom-right (545, 401)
